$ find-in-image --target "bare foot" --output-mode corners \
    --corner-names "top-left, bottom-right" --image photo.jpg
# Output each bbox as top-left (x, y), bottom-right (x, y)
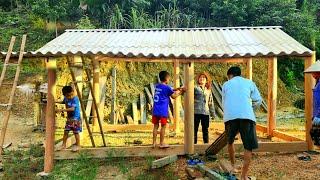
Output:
top-left (152, 143), bottom-right (156, 148)
top-left (56, 145), bottom-right (66, 151)
top-left (71, 145), bottom-right (80, 152)
top-left (159, 144), bottom-right (169, 149)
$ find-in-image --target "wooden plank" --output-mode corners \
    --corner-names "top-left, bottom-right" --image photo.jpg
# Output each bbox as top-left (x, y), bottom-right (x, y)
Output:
top-left (184, 62), bottom-right (194, 154)
top-left (305, 52), bottom-right (316, 150)
top-left (267, 57), bottom-right (277, 137)
top-left (85, 79), bottom-right (94, 118)
top-left (96, 56), bottom-right (245, 63)
top-left (44, 58), bottom-right (56, 172)
top-left (256, 124), bottom-right (268, 133)
top-left (132, 102), bottom-right (139, 124)
top-left (54, 142), bottom-right (308, 160)
top-left (111, 67), bottom-right (117, 124)
top-left (212, 81), bottom-right (222, 96)
top-left (102, 124), bottom-right (174, 132)
top-left (126, 116), bottom-right (134, 125)
top-left (205, 131), bottom-right (227, 155)
top-left (196, 164), bottom-right (226, 180)
top-left (150, 83), bottom-right (155, 97)
top-left (140, 93), bottom-right (147, 124)
top-left (211, 84), bottom-right (223, 110)
top-left (98, 77), bottom-right (107, 121)
top-left (151, 155), bottom-right (178, 169)
top-left (144, 87), bottom-right (153, 107)
top-left (273, 130), bottom-right (304, 142)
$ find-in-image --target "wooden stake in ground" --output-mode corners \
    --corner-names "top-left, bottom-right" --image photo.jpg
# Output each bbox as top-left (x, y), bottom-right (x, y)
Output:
top-left (0, 35), bottom-right (26, 156)
top-left (184, 62), bottom-right (194, 154)
top-left (267, 57), bottom-right (277, 137)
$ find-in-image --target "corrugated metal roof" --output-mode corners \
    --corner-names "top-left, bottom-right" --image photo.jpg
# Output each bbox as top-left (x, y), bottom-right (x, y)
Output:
top-left (1, 26), bottom-right (313, 58)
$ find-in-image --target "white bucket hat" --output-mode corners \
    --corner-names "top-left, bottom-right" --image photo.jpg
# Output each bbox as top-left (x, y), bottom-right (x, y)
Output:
top-left (304, 60), bottom-right (320, 73)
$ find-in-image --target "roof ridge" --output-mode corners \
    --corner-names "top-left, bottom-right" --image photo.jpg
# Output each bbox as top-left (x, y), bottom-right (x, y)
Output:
top-left (65, 26), bottom-right (282, 32)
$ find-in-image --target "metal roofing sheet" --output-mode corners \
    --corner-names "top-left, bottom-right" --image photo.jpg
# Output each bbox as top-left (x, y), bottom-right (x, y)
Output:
top-left (1, 26), bottom-right (313, 58)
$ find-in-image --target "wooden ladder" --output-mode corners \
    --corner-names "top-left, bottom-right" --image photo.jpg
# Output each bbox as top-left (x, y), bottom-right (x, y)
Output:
top-left (0, 35), bottom-right (27, 155)
top-left (66, 56), bottom-right (106, 147)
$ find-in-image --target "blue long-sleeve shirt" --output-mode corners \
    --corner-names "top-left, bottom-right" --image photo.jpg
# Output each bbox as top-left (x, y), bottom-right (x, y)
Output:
top-left (222, 76), bottom-right (262, 122)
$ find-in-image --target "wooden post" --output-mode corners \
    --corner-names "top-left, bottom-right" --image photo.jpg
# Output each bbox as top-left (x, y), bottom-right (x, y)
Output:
top-left (267, 57), bottom-right (277, 137)
top-left (140, 93), bottom-right (147, 124)
top-left (73, 56), bottom-right (84, 141)
top-left (246, 57), bottom-right (253, 80)
top-left (174, 60), bottom-right (181, 133)
top-left (184, 62), bottom-right (194, 154)
top-left (44, 58), bottom-right (56, 173)
top-left (111, 66), bottom-right (117, 124)
top-left (305, 52), bottom-right (316, 150)
top-left (92, 60), bottom-right (100, 129)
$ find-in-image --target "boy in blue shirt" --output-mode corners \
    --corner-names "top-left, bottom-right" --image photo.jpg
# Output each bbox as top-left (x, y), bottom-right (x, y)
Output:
top-left (56, 86), bottom-right (81, 152)
top-left (152, 71), bottom-right (186, 148)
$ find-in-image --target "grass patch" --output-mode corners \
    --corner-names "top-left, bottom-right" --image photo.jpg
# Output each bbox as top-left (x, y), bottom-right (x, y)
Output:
top-left (2, 144), bottom-right (44, 180)
top-left (49, 151), bottom-right (98, 180)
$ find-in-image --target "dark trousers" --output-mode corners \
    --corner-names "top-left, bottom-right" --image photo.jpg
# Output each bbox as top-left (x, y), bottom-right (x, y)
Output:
top-left (194, 114), bottom-right (209, 144)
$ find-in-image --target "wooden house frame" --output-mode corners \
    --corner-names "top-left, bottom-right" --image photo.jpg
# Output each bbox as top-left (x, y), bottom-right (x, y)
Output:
top-left (5, 27), bottom-right (314, 173)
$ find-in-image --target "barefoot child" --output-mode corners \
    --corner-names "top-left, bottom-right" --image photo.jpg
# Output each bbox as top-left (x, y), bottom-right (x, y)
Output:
top-left (56, 86), bottom-right (81, 152)
top-left (152, 71), bottom-right (185, 148)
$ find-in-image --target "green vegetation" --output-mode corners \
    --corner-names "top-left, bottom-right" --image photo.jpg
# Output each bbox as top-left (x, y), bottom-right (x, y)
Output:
top-left (0, 0), bottom-right (319, 89)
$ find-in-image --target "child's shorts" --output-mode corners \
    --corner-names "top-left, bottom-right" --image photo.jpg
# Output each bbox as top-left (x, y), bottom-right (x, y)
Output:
top-left (65, 118), bottom-right (82, 133)
top-left (152, 115), bottom-right (167, 126)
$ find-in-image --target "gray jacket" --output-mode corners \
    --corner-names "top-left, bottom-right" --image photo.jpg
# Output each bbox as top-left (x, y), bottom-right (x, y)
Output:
top-left (194, 86), bottom-right (216, 117)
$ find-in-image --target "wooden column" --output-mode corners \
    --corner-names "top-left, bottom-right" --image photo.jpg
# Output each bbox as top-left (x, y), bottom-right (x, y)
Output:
top-left (267, 57), bottom-right (277, 137)
top-left (246, 58), bottom-right (253, 80)
top-left (44, 58), bottom-right (56, 173)
top-left (173, 60), bottom-right (181, 133)
top-left (92, 60), bottom-right (100, 129)
top-left (184, 62), bottom-right (194, 154)
top-left (111, 66), bottom-right (117, 124)
top-left (73, 56), bottom-right (84, 139)
top-left (305, 52), bottom-right (316, 150)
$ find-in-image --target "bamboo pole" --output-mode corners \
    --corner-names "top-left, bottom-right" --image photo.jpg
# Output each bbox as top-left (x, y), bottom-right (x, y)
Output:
top-left (184, 62), bottom-right (194, 154)
top-left (267, 57), bottom-right (277, 137)
top-left (173, 60), bottom-right (181, 133)
top-left (305, 52), bottom-right (316, 150)
top-left (44, 58), bottom-right (56, 173)
top-left (0, 36), bottom-right (15, 87)
top-left (92, 60), bottom-right (100, 129)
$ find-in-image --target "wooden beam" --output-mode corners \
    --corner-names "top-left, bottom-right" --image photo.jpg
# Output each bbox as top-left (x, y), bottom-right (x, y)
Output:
top-left (173, 60), bottom-right (181, 133)
top-left (54, 142), bottom-right (308, 160)
top-left (102, 124), bottom-right (174, 132)
top-left (305, 52), bottom-right (316, 150)
top-left (184, 62), bottom-right (194, 154)
top-left (95, 56), bottom-right (245, 63)
top-left (256, 124), bottom-right (268, 133)
top-left (273, 130), bottom-right (304, 141)
top-left (246, 57), bottom-right (253, 80)
top-left (132, 102), bottom-right (139, 124)
top-left (151, 155), bottom-right (178, 169)
top-left (44, 58), bottom-right (56, 173)
top-left (92, 60), bottom-right (100, 129)
top-left (267, 57), bottom-right (277, 137)
top-left (110, 66), bottom-right (117, 124)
